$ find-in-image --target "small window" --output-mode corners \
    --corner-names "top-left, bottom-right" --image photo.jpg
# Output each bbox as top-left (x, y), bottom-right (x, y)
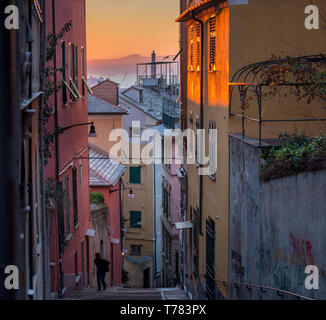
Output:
top-left (209, 121), bottom-right (217, 180)
top-left (196, 22), bottom-right (201, 72)
top-left (81, 47), bottom-right (85, 97)
top-left (68, 43), bottom-right (81, 100)
top-left (65, 175), bottom-right (70, 236)
top-left (190, 26), bottom-right (194, 71)
top-left (61, 41), bottom-right (67, 105)
top-left (74, 45), bottom-right (78, 89)
top-left (195, 116), bottom-right (200, 166)
top-left (130, 245), bottom-right (141, 256)
top-left (130, 167), bottom-right (141, 184)
top-left (209, 16), bottom-right (216, 72)
top-left (74, 251), bottom-right (78, 276)
top-left (130, 211), bottom-right (142, 229)
top-left (81, 46), bottom-right (93, 96)
top-left (79, 163), bottom-right (83, 185)
top-left (72, 167), bottom-right (78, 227)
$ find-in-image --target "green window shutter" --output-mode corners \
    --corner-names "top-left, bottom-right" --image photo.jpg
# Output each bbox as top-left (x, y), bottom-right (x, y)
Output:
top-left (130, 211), bottom-right (141, 228)
top-left (62, 41), bottom-right (67, 105)
top-left (130, 167), bottom-right (141, 184)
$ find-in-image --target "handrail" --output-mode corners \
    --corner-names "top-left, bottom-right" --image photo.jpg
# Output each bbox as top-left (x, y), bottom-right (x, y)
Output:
top-left (214, 279), bottom-right (314, 300)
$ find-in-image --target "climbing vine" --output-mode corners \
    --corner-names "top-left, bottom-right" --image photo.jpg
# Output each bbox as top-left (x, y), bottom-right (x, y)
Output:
top-left (45, 177), bottom-right (67, 210)
top-left (43, 21), bottom-right (73, 165)
top-left (243, 54), bottom-right (326, 111)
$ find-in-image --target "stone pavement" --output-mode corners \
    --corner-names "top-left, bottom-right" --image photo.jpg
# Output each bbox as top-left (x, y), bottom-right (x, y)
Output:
top-left (65, 287), bottom-right (188, 300)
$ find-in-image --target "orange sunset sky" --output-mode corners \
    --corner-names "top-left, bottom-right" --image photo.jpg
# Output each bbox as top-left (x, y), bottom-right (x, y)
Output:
top-left (86, 0), bottom-right (179, 61)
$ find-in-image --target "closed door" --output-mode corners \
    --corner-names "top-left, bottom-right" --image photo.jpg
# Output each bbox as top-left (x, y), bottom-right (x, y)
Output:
top-left (81, 241), bottom-right (85, 286)
top-left (143, 268), bottom-right (150, 288)
top-left (206, 218), bottom-right (215, 300)
top-left (86, 236), bottom-right (90, 287)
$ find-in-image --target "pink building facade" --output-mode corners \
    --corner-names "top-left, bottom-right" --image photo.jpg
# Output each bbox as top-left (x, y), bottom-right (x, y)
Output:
top-left (45, 0), bottom-right (92, 297)
top-left (89, 145), bottom-right (126, 287)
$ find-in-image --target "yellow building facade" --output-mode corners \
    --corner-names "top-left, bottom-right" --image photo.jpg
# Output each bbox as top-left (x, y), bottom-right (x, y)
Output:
top-left (177, 0), bottom-right (326, 299)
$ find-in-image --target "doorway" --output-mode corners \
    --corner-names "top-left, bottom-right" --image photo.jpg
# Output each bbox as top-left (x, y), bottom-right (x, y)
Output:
top-left (143, 267), bottom-right (150, 288)
top-left (206, 218), bottom-right (215, 300)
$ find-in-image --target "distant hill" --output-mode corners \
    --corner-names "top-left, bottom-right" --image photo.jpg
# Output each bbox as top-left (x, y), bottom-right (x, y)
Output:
top-left (87, 54), bottom-right (175, 76)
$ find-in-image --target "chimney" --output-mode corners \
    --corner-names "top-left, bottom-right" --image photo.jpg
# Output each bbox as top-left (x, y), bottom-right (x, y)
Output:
top-left (151, 50), bottom-right (156, 79)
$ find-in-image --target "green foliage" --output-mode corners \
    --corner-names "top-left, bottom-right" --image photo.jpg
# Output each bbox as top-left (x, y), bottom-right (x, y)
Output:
top-left (43, 21), bottom-right (73, 165)
top-left (244, 55), bottom-right (326, 111)
top-left (261, 132), bottom-right (326, 173)
top-left (90, 192), bottom-right (105, 205)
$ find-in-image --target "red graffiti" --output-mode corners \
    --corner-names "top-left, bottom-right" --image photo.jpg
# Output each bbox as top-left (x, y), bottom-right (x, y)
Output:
top-left (289, 234), bottom-right (314, 265)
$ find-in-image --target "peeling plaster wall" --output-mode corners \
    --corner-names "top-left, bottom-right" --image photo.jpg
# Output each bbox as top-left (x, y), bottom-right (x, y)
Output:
top-left (229, 135), bottom-right (326, 300)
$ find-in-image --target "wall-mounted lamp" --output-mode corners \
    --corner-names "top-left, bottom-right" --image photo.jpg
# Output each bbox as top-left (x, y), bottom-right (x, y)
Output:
top-left (128, 189), bottom-right (135, 199)
top-left (88, 122), bottom-right (97, 138)
top-left (55, 121), bottom-right (97, 138)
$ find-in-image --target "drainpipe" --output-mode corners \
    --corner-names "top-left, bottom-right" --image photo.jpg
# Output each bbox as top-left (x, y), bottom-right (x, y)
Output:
top-left (153, 152), bottom-right (157, 288)
top-left (51, 0), bottom-right (63, 298)
top-left (191, 13), bottom-right (204, 247)
top-left (40, 0), bottom-right (50, 300)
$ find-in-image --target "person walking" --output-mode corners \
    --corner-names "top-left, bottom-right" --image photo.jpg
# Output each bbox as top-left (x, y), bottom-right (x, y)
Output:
top-left (94, 253), bottom-right (109, 291)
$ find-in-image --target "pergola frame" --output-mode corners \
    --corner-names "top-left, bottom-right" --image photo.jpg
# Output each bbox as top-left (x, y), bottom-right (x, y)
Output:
top-left (229, 55), bottom-right (326, 146)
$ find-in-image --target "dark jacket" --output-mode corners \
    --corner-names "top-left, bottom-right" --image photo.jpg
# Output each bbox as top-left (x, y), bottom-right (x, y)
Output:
top-left (94, 258), bottom-right (105, 275)
top-left (94, 258), bottom-right (110, 275)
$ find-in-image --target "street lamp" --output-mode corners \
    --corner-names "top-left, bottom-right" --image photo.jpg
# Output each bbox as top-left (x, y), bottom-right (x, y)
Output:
top-left (55, 121), bottom-right (97, 138)
top-left (128, 189), bottom-right (135, 199)
top-left (88, 122), bottom-right (97, 138)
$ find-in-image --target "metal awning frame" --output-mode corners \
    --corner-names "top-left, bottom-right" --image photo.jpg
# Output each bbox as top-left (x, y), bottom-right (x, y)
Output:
top-left (229, 55), bottom-right (326, 146)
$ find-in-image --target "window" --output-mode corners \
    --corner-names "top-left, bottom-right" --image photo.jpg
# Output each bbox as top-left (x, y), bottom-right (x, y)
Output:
top-left (130, 211), bottom-right (142, 228)
top-left (209, 121), bottom-right (217, 180)
top-left (189, 112), bottom-right (194, 159)
top-left (196, 22), bottom-right (201, 72)
top-left (72, 167), bottom-right (78, 227)
top-left (195, 116), bottom-right (200, 166)
top-left (58, 181), bottom-right (66, 253)
top-left (130, 166), bottom-right (141, 184)
top-left (209, 16), bottom-right (216, 72)
top-left (68, 43), bottom-right (80, 100)
top-left (162, 180), bottom-right (171, 219)
top-left (81, 47), bottom-right (85, 97)
top-left (74, 251), bottom-right (78, 276)
top-left (61, 41), bottom-right (67, 105)
top-left (130, 245), bottom-right (142, 256)
top-left (74, 45), bottom-right (78, 90)
top-left (62, 43), bottom-right (76, 102)
top-left (190, 26), bottom-right (194, 71)
top-left (81, 46), bottom-right (93, 96)
top-left (79, 163), bottom-right (83, 185)
top-left (64, 175), bottom-right (70, 236)
top-left (193, 208), bottom-right (199, 279)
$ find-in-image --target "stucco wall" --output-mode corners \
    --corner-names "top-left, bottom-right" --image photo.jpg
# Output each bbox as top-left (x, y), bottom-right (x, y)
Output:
top-left (229, 134), bottom-right (326, 300)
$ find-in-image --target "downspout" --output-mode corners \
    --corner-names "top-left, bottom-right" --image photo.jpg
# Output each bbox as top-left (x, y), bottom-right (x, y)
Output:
top-left (40, 0), bottom-right (50, 300)
top-left (51, 0), bottom-right (63, 298)
top-left (153, 152), bottom-right (157, 288)
top-left (191, 13), bottom-right (204, 247)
